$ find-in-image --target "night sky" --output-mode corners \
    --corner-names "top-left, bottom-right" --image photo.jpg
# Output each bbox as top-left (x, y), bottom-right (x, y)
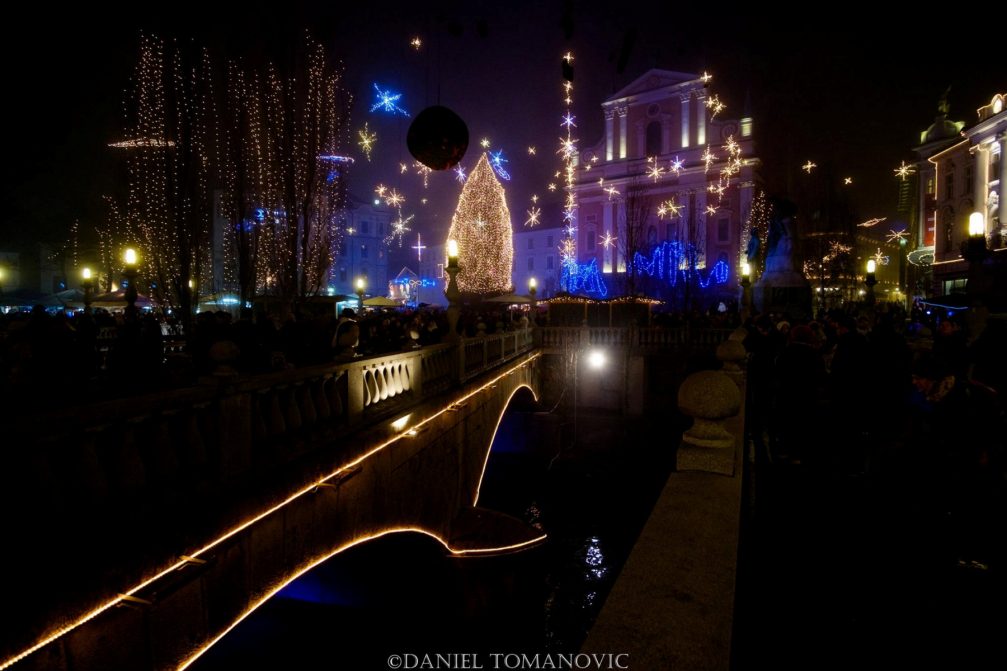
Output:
top-left (2, 1), bottom-right (1003, 267)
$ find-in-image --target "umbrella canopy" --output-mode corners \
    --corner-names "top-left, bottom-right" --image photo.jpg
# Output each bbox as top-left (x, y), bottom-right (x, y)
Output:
top-left (90, 291), bottom-right (153, 309)
top-left (362, 296), bottom-right (403, 307)
top-left (484, 293), bottom-right (531, 304)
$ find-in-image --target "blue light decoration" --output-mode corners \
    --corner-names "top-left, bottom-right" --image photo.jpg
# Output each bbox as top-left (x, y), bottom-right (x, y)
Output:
top-left (561, 257), bottom-right (608, 297)
top-left (392, 276), bottom-right (440, 288)
top-left (369, 83), bottom-right (409, 116)
top-left (453, 164), bottom-right (467, 183)
top-left (488, 149), bottom-right (511, 181)
top-left (631, 241), bottom-right (730, 288)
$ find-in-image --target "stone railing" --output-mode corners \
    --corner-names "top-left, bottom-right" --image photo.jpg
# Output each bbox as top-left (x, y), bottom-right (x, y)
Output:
top-left (537, 325), bottom-right (734, 350)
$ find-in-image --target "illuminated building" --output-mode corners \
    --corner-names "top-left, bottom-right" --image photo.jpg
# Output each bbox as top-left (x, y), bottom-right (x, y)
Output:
top-left (919, 92), bottom-right (1006, 299)
top-left (513, 224), bottom-right (565, 299)
top-left (330, 193), bottom-right (392, 298)
top-left (570, 69), bottom-right (759, 300)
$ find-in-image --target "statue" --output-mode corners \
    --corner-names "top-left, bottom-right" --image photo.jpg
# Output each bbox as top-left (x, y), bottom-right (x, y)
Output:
top-left (764, 198), bottom-right (798, 274)
top-left (753, 196), bottom-right (811, 319)
top-left (745, 231), bottom-right (760, 263)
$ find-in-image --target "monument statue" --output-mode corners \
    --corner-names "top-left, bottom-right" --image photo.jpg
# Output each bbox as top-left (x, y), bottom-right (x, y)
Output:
top-left (752, 197), bottom-right (811, 318)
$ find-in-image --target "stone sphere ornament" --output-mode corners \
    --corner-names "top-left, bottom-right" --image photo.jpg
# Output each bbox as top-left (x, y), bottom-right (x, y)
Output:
top-left (407, 105), bottom-right (469, 170)
top-left (677, 370), bottom-right (741, 449)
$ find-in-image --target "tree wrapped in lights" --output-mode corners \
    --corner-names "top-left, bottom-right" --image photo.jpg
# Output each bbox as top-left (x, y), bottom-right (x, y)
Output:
top-left (118, 35), bottom-right (218, 315)
top-left (446, 153), bottom-right (514, 294)
top-left (219, 36), bottom-right (352, 304)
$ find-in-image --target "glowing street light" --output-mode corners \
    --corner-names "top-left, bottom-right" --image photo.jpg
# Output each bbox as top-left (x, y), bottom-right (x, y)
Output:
top-left (122, 248), bottom-right (139, 320)
top-left (355, 276), bottom-right (366, 311)
top-left (81, 266), bottom-right (95, 314)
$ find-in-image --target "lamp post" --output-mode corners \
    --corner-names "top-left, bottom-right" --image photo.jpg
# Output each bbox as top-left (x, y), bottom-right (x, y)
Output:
top-left (864, 258), bottom-right (877, 307)
top-left (444, 239), bottom-right (461, 343)
top-left (123, 247), bottom-right (139, 321)
top-left (964, 211), bottom-right (990, 338)
top-left (355, 276), bottom-right (366, 312)
top-left (739, 261), bottom-right (753, 320)
top-left (0, 266), bottom-right (5, 297)
top-left (81, 266), bottom-right (95, 315)
top-left (528, 276), bottom-right (537, 320)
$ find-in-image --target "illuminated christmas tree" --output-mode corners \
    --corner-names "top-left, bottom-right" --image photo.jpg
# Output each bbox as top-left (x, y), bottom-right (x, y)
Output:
top-left (446, 153), bottom-right (514, 293)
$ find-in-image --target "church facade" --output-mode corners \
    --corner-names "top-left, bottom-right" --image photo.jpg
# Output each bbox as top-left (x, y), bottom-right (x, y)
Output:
top-left (570, 69), bottom-right (759, 305)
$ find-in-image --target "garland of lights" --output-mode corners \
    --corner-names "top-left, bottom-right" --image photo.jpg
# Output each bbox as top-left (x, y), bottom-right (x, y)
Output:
top-left (632, 241), bottom-right (730, 288)
top-left (560, 256), bottom-right (608, 297)
top-left (445, 153), bottom-right (514, 293)
top-left (557, 52), bottom-right (581, 292)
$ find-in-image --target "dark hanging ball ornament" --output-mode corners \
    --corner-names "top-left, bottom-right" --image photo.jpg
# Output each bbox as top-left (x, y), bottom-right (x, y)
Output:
top-left (407, 105), bottom-right (469, 171)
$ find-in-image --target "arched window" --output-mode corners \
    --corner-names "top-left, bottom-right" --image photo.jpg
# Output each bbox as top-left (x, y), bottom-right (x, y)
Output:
top-left (646, 121), bottom-right (662, 156)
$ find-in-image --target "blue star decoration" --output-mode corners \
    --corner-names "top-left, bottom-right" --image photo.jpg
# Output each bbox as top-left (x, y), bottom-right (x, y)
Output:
top-left (489, 149), bottom-right (511, 181)
top-left (370, 83), bottom-right (410, 116)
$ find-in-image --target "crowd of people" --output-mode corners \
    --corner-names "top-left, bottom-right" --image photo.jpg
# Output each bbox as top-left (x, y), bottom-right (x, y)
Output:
top-left (740, 303), bottom-right (1006, 568)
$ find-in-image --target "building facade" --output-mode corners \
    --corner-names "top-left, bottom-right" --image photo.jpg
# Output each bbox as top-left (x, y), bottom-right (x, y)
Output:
top-left (917, 93), bottom-right (1006, 298)
top-left (512, 226), bottom-right (564, 298)
top-left (329, 194), bottom-right (392, 298)
top-left (570, 69), bottom-right (759, 303)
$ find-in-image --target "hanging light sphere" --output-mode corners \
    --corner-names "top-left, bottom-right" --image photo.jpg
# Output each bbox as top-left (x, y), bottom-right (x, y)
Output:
top-left (407, 105), bottom-right (469, 170)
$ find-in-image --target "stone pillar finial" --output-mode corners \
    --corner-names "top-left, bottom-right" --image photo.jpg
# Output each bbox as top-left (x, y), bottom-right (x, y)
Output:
top-left (676, 370), bottom-right (741, 475)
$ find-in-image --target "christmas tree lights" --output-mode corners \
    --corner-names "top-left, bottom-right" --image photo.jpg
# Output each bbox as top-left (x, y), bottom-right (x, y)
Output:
top-left (446, 153), bottom-right (514, 293)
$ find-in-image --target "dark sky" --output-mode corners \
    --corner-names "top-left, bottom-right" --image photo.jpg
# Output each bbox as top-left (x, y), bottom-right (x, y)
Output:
top-left (2, 1), bottom-right (1003, 266)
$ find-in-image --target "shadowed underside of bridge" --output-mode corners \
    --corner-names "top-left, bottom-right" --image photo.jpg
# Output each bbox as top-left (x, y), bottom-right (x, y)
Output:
top-left (6, 348), bottom-right (541, 671)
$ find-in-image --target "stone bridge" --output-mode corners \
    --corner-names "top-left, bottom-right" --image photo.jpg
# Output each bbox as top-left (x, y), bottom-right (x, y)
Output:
top-left (2, 325), bottom-right (734, 671)
top-left (3, 331), bottom-right (544, 671)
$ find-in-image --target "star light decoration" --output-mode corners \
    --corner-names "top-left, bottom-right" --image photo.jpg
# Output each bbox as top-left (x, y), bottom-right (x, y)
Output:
top-left (556, 52), bottom-right (582, 290)
top-left (844, 177), bottom-right (853, 185)
top-left (480, 137), bottom-right (491, 148)
top-left (700, 71), bottom-right (713, 83)
top-left (488, 149), bottom-right (511, 180)
top-left (357, 123), bottom-right (377, 161)
top-left (802, 160), bottom-right (817, 174)
top-left (886, 228), bottom-right (908, 244)
top-left (657, 199), bottom-right (683, 219)
top-left (646, 157), bottom-right (666, 182)
top-left (605, 186), bottom-right (621, 200)
top-left (600, 232), bottom-right (617, 248)
top-left (370, 83), bottom-right (409, 116)
top-left (872, 247), bottom-right (890, 266)
top-left (410, 37), bottom-right (422, 50)
top-left (705, 94), bottom-right (725, 119)
top-left (702, 147), bottom-right (717, 172)
top-left (385, 212), bottom-right (414, 247)
top-left (454, 164), bottom-right (467, 183)
top-left (412, 233), bottom-right (426, 261)
top-left (525, 205), bottom-right (541, 227)
top-left (894, 161), bottom-right (916, 181)
top-left (669, 156), bottom-right (684, 175)
top-left (857, 217), bottom-right (887, 228)
top-left (527, 146), bottom-right (537, 155)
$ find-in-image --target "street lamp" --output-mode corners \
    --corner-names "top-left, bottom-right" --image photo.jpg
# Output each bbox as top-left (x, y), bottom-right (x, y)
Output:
top-left (739, 261), bottom-right (752, 320)
top-left (355, 276), bottom-right (366, 312)
top-left (123, 247), bottom-right (139, 321)
top-left (81, 266), bottom-right (95, 315)
top-left (964, 212), bottom-right (990, 336)
top-left (528, 276), bottom-right (537, 316)
top-left (864, 258), bottom-right (877, 306)
top-left (444, 239), bottom-right (461, 343)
